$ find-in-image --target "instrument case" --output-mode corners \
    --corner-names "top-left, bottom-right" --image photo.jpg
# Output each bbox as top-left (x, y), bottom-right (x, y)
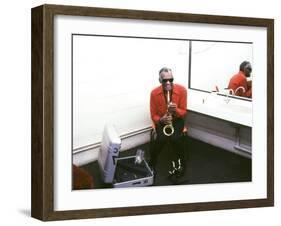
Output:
top-left (97, 125), bottom-right (154, 188)
top-left (113, 155), bottom-right (154, 188)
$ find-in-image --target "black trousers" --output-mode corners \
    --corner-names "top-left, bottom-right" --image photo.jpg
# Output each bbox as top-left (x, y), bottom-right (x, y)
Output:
top-left (150, 118), bottom-right (185, 168)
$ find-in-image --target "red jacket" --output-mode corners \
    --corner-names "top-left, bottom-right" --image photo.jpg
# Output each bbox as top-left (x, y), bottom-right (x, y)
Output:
top-left (228, 71), bottom-right (252, 97)
top-left (150, 84), bottom-right (187, 125)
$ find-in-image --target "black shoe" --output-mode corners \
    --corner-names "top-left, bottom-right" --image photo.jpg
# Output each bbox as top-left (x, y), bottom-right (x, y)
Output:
top-left (176, 164), bottom-right (185, 178)
top-left (175, 159), bottom-right (185, 178)
top-left (168, 161), bottom-right (177, 175)
top-left (168, 161), bottom-right (179, 184)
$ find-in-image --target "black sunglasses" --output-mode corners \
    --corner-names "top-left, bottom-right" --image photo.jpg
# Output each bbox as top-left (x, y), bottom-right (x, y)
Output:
top-left (246, 67), bottom-right (252, 72)
top-left (162, 78), bottom-right (174, 83)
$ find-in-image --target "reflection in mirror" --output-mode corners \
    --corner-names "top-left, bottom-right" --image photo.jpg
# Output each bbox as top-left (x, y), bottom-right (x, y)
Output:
top-left (189, 40), bottom-right (253, 99)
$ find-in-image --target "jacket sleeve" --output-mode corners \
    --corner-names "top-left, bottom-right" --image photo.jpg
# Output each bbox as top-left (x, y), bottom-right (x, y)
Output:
top-left (175, 88), bottom-right (187, 118)
top-left (228, 79), bottom-right (239, 92)
top-left (239, 78), bottom-right (251, 97)
top-left (150, 92), bottom-right (161, 124)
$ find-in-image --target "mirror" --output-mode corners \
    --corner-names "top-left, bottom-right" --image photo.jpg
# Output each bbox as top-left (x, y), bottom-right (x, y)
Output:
top-left (189, 40), bottom-right (253, 99)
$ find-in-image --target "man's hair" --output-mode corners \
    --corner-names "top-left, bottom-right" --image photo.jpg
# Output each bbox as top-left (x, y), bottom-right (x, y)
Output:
top-left (239, 61), bottom-right (250, 71)
top-left (159, 67), bottom-right (172, 75)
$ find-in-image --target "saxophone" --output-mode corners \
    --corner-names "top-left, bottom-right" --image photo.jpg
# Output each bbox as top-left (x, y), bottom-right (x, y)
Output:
top-left (163, 90), bottom-right (175, 136)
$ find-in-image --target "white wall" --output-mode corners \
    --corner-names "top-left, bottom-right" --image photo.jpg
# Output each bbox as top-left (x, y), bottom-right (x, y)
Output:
top-left (0, 0), bottom-right (279, 226)
top-left (72, 35), bottom-right (189, 149)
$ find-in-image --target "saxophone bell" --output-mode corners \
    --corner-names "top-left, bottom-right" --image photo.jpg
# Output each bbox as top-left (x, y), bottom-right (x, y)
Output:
top-left (163, 123), bottom-right (174, 136)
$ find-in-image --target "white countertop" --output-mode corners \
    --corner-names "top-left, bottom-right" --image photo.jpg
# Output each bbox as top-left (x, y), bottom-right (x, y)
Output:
top-left (188, 90), bottom-right (252, 127)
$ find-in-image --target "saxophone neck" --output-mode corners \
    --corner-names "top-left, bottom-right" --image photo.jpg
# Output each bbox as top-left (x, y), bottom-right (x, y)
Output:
top-left (166, 91), bottom-right (171, 115)
top-left (166, 91), bottom-right (170, 103)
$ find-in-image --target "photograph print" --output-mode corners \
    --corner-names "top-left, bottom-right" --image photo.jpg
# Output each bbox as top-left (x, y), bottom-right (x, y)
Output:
top-left (72, 34), bottom-right (253, 190)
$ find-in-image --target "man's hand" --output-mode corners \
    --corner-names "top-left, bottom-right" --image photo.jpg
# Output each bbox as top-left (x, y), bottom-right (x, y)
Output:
top-left (168, 102), bottom-right (177, 115)
top-left (160, 114), bottom-right (172, 125)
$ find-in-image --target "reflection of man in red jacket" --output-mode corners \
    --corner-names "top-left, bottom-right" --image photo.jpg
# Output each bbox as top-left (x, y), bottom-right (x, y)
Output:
top-left (150, 67), bottom-right (187, 177)
top-left (228, 61), bottom-right (252, 98)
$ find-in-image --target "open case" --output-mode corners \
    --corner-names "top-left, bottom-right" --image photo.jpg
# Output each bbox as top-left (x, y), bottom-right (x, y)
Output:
top-left (98, 124), bottom-right (154, 188)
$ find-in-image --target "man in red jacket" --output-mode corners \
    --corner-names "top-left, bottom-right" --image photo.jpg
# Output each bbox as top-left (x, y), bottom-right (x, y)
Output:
top-left (228, 61), bottom-right (252, 98)
top-left (150, 67), bottom-right (187, 177)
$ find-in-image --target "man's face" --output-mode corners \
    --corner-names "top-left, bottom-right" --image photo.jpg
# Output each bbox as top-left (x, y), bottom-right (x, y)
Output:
top-left (160, 71), bottom-right (174, 91)
top-left (244, 63), bottom-right (252, 78)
